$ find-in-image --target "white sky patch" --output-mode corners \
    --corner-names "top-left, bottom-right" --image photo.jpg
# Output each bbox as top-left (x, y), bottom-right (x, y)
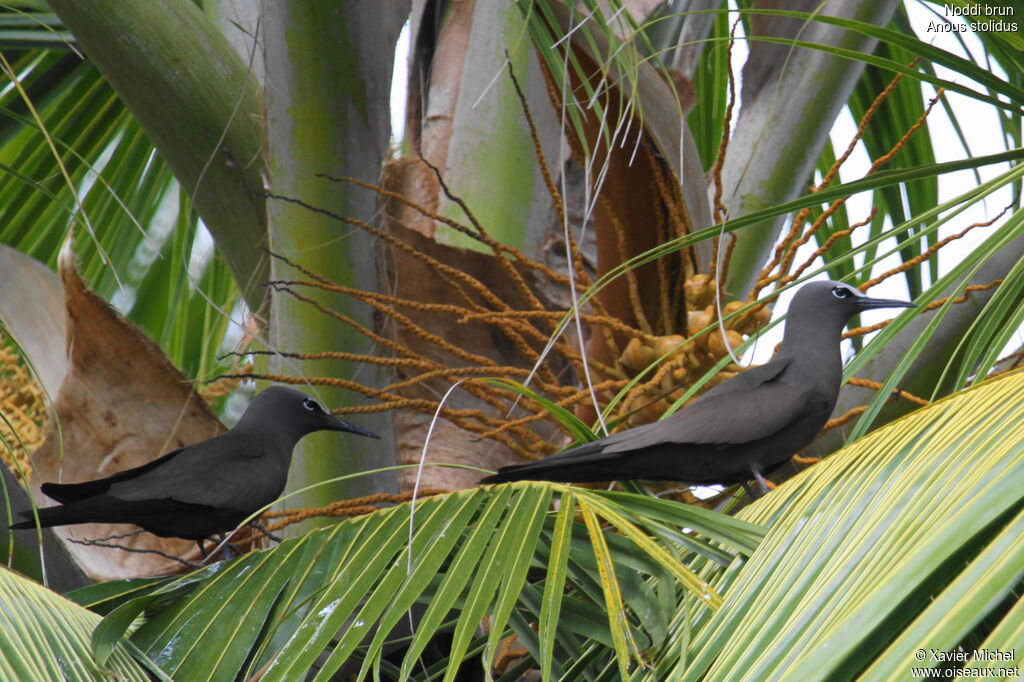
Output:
top-left (222, 375), bottom-right (255, 426)
top-left (187, 220), bottom-right (214, 285)
top-left (742, 2), bottom-right (1016, 365)
top-left (390, 21), bottom-right (411, 146)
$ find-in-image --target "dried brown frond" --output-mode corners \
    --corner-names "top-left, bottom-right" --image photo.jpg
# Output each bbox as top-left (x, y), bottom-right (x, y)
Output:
top-left (600, 193), bottom-right (653, 334)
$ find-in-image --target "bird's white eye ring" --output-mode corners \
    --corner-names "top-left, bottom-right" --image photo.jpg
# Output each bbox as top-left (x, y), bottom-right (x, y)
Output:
top-left (831, 286), bottom-right (851, 299)
top-left (302, 399), bottom-right (320, 412)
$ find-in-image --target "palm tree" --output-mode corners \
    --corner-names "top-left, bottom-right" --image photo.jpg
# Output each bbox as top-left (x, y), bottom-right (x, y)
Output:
top-left (0, 0), bottom-right (1021, 679)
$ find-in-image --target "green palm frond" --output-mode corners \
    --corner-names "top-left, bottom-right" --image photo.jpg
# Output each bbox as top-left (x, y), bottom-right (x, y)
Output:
top-left (73, 483), bottom-right (759, 681)
top-left (676, 368), bottom-right (1024, 680)
top-left (38, 368), bottom-right (1019, 680)
top-left (0, 564), bottom-right (157, 681)
top-left (1, 2), bottom-right (1022, 679)
top-left (0, 35), bottom-right (239, 380)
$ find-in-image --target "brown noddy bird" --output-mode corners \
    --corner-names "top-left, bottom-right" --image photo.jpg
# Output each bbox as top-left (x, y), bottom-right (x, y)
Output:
top-left (481, 281), bottom-right (914, 492)
top-left (10, 386), bottom-right (378, 553)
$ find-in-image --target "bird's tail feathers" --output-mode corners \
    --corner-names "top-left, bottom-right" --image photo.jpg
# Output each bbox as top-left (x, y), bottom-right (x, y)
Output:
top-left (9, 504), bottom-right (78, 529)
top-left (40, 480), bottom-right (108, 504)
top-left (9, 496), bottom-right (151, 530)
top-left (480, 444), bottom-right (628, 484)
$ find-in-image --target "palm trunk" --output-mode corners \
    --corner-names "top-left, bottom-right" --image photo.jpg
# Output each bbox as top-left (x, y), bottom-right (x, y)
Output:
top-left (262, 1), bottom-right (407, 525)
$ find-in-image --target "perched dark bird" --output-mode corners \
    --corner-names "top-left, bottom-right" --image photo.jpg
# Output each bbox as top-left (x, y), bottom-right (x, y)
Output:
top-left (11, 385), bottom-right (378, 554)
top-left (482, 281), bottom-right (914, 492)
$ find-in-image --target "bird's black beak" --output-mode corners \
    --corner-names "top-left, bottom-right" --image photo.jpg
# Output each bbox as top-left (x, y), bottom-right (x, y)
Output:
top-left (325, 414), bottom-right (380, 439)
top-left (857, 295), bottom-right (916, 311)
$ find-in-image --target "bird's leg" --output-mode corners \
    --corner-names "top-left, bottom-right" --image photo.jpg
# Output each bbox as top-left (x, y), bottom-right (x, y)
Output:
top-left (215, 532), bottom-right (235, 560)
top-left (196, 540), bottom-right (208, 559)
top-left (751, 468), bottom-right (771, 496)
top-left (212, 531), bottom-right (244, 560)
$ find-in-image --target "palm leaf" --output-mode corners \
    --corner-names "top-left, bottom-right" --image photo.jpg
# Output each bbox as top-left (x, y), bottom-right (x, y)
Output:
top-left (30, 337), bottom-right (1024, 681)
top-left (0, 564), bottom-right (157, 681)
top-left (0, 11), bottom-right (242, 383)
top-left (77, 482), bottom-right (759, 681)
top-left (673, 368), bottom-right (1024, 680)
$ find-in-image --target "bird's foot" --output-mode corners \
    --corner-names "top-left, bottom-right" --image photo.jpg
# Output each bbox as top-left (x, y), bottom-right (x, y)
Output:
top-left (195, 533), bottom-right (243, 564)
top-left (222, 543), bottom-right (244, 559)
top-left (742, 481), bottom-right (762, 500)
top-left (248, 521), bottom-right (282, 544)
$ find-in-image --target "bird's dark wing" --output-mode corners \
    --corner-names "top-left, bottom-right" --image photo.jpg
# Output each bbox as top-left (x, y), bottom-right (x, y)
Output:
top-left (700, 356), bottom-right (791, 399)
top-left (40, 447), bottom-right (187, 503)
top-left (107, 431), bottom-right (276, 512)
top-left (602, 357), bottom-right (805, 452)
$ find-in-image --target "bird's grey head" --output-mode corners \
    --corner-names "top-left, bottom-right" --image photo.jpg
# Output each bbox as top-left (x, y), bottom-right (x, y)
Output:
top-left (782, 280), bottom-right (915, 347)
top-left (236, 385), bottom-right (380, 441)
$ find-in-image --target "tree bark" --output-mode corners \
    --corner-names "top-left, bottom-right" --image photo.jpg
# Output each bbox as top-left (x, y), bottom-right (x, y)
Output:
top-left (262, 1), bottom-right (408, 525)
